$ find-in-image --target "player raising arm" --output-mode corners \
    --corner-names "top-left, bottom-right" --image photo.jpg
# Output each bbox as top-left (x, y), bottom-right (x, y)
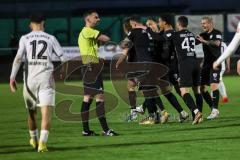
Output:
top-left (213, 22), bottom-right (240, 75)
top-left (10, 13), bottom-right (65, 152)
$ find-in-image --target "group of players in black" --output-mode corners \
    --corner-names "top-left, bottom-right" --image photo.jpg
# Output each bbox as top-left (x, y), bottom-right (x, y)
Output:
top-left (116, 15), bottom-right (223, 125)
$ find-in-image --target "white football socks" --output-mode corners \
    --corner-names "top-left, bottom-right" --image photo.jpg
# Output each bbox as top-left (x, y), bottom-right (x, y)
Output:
top-left (218, 81), bottom-right (227, 97)
top-left (29, 129), bottom-right (38, 141)
top-left (194, 109), bottom-right (199, 115)
top-left (39, 130), bottom-right (49, 143)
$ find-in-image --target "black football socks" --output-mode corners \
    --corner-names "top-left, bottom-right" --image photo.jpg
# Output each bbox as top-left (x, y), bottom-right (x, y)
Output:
top-left (212, 90), bottom-right (220, 109)
top-left (128, 91), bottom-right (137, 109)
top-left (182, 93), bottom-right (198, 113)
top-left (195, 93), bottom-right (203, 112)
top-left (81, 101), bottom-right (91, 132)
top-left (202, 91), bottom-right (213, 109)
top-left (155, 96), bottom-right (165, 111)
top-left (165, 92), bottom-right (183, 113)
top-left (96, 101), bottom-right (109, 132)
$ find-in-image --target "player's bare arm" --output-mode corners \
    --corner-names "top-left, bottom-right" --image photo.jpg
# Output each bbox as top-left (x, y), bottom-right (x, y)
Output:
top-left (98, 34), bottom-right (110, 42)
top-left (237, 59), bottom-right (240, 75)
top-left (226, 57), bottom-right (231, 73)
top-left (213, 23), bottom-right (240, 69)
top-left (10, 57), bottom-right (21, 92)
top-left (196, 35), bottom-right (221, 47)
top-left (116, 48), bottom-right (129, 69)
top-left (10, 37), bottom-right (25, 93)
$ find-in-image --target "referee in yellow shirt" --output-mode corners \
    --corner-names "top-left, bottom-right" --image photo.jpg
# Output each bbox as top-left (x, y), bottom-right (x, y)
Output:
top-left (78, 10), bottom-right (118, 136)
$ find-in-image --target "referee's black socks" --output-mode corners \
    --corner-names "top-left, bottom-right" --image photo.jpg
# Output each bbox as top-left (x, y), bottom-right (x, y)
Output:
top-left (212, 90), bottom-right (220, 109)
top-left (81, 101), bottom-right (91, 132)
top-left (96, 101), bottom-right (109, 132)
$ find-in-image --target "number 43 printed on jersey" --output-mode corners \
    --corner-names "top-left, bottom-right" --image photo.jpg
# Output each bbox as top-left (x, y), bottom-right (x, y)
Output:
top-left (181, 37), bottom-right (195, 52)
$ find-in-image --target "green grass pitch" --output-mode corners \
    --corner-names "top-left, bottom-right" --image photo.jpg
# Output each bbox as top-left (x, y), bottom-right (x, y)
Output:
top-left (0, 76), bottom-right (240, 160)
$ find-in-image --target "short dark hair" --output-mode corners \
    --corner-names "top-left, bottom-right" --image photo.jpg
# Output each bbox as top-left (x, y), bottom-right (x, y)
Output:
top-left (177, 16), bottom-right (188, 27)
top-left (159, 14), bottom-right (173, 25)
top-left (129, 15), bottom-right (141, 23)
top-left (30, 13), bottom-right (45, 23)
top-left (83, 10), bottom-right (97, 19)
top-left (147, 16), bottom-right (158, 22)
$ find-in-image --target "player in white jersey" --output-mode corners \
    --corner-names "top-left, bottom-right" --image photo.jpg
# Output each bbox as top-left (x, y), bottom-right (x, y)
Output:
top-left (217, 42), bottom-right (230, 103)
top-left (213, 22), bottom-right (240, 75)
top-left (9, 13), bottom-right (65, 152)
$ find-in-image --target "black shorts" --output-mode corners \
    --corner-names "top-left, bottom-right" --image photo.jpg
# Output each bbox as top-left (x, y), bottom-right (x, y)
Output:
top-left (162, 61), bottom-right (179, 86)
top-left (201, 65), bottom-right (221, 85)
top-left (137, 72), bottom-right (158, 96)
top-left (178, 59), bottom-right (200, 88)
top-left (169, 70), bottom-right (179, 86)
top-left (126, 71), bottom-right (146, 80)
top-left (161, 73), bottom-right (179, 88)
top-left (81, 64), bottom-right (104, 95)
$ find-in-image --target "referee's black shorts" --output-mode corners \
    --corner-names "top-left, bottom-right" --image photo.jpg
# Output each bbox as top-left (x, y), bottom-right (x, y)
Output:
top-left (178, 59), bottom-right (200, 88)
top-left (81, 64), bottom-right (104, 95)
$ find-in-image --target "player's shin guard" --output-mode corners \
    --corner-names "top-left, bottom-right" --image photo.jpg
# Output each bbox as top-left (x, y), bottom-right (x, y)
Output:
top-left (165, 92), bottom-right (183, 113)
top-left (212, 90), bottom-right (220, 109)
top-left (195, 94), bottom-right (203, 112)
top-left (81, 101), bottom-right (91, 132)
top-left (96, 101), bottom-right (109, 132)
top-left (202, 91), bottom-right (213, 109)
top-left (128, 91), bottom-right (137, 109)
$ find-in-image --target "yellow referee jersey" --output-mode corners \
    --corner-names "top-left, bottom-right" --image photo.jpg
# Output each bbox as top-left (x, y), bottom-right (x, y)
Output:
top-left (78, 26), bottom-right (100, 64)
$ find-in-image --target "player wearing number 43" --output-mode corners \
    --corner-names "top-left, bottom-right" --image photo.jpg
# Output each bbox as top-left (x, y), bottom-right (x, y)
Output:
top-left (9, 13), bottom-right (66, 152)
top-left (172, 16), bottom-right (203, 124)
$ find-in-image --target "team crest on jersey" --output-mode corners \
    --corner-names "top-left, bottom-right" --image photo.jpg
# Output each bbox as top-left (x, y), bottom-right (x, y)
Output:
top-left (213, 73), bottom-right (218, 80)
top-left (166, 33), bottom-right (172, 37)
